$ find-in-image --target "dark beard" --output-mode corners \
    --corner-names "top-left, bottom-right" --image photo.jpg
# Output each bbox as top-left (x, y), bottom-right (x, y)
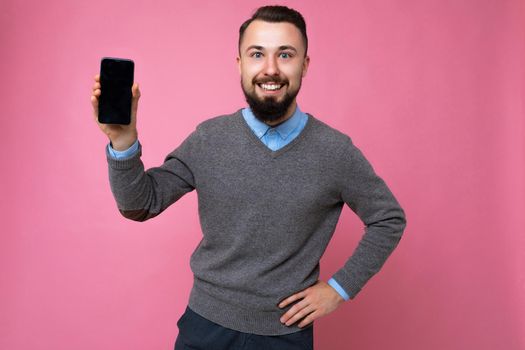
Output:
top-left (242, 81), bottom-right (300, 124)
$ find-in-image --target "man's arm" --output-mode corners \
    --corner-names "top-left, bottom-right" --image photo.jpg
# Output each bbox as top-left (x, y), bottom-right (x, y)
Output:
top-left (279, 138), bottom-right (406, 328)
top-left (91, 74), bottom-right (196, 221)
top-left (105, 140), bottom-right (196, 221)
top-left (331, 139), bottom-right (406, 298)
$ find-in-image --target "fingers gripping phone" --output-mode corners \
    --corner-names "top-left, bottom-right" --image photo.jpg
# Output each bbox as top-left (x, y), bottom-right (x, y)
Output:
top-left (98, 57), bottom-right (134, 125)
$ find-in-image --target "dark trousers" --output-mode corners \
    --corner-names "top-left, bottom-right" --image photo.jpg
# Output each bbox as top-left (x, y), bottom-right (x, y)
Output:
top-left (174, 306), bottom-right (314, 350)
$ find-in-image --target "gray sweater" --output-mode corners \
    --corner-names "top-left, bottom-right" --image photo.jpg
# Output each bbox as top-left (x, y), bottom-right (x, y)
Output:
top-left (106, 109), bottom-right (406, 335)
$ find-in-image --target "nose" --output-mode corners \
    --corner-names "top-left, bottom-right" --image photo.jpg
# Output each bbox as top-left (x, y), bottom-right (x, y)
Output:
top-left (263, 55), bottom-right (279, 76)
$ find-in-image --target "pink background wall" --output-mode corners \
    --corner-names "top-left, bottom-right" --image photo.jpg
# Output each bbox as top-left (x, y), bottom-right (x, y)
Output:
top-left (1, 0), bottom-right (523, 349)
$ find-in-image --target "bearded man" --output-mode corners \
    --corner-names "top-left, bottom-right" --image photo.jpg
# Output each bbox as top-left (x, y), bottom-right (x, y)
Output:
top-left (91, 5), bottom-right (406, 350)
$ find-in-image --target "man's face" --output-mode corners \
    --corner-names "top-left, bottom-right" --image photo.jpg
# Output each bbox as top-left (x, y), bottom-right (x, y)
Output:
top-left (237, 20), bottom-right (310, 124)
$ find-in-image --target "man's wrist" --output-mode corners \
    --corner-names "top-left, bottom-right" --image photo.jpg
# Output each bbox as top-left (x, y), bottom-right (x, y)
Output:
top-left (110, 138), bottom-right (137, 151)
top-left (108, 130), bottom-right (138, 151)
top-left (107, 139), bottom-right (140, 159)
top-left (328, 277), bottom-right (350, 301)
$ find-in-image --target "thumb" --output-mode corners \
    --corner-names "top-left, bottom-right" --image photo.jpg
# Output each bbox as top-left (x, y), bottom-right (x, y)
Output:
top-left (130, 82), bottom-right (140, 124)
top-left (132, 82), bottom-right (141, 105)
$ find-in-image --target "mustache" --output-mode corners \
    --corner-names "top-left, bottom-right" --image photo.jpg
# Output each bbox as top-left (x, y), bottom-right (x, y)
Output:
top-left (253, 77), bottom-right (288, 85)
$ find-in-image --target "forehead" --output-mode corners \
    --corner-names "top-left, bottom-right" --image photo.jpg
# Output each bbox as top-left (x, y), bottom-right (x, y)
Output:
top-left (241, 20), bottom-right (304, 52)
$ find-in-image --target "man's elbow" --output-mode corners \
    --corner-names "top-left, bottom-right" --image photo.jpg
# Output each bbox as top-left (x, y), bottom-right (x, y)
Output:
top-left (377, 209), bottom-right (407, 242)
top-left (119, 208), bottom-right (158, 222)
top-left (398, 209), bottom-right (407, 231)
top-left (393, 210), bottom-right (407, 241)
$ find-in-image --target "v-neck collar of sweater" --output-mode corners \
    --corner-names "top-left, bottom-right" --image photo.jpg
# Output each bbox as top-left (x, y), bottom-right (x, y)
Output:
top-left (236, 108), bottom-right (314, 159)
top-left (241, 105), bottom-right (305, 140)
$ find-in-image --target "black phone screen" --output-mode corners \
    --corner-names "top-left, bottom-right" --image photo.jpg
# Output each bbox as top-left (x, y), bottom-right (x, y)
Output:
top-left (98, 57), bottom-right (134, 125)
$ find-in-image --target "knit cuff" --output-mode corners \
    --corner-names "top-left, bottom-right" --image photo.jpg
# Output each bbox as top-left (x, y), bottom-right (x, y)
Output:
top-left (331, 265), bottom-right (368, 300)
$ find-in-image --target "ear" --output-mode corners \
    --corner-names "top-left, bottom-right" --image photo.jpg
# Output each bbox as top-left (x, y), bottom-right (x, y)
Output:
top-left (301, 56), bottom-right (310, 78)
top-left (236, 56), bottom-right (242, 75)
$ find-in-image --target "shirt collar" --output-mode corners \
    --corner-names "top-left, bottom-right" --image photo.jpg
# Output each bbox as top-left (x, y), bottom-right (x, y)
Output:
top-left (242, 105), bottom-right (305, 140)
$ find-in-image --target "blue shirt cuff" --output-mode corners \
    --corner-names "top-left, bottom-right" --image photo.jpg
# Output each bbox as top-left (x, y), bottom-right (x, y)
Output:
top-left (107, 139), bottom-right (140, 159)
top-left (328, 277), bottom-right (350, 301)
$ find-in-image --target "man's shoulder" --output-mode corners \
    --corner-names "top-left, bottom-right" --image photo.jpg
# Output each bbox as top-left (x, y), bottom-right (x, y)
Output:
top-left (307, 113), bottom-right (353, 146)
top-left (196, 109), bottom-right (242, 132)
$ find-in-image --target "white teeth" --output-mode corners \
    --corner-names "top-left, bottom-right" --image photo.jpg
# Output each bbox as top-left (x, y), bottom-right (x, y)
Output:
top-left (260, 83), bottom-right (282, 91)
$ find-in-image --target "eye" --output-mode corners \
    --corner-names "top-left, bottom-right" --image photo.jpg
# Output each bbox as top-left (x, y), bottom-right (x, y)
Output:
top-left (250, 51), bottom-right (263, 59)
top-left (279, 52), bottom-right (293, 59)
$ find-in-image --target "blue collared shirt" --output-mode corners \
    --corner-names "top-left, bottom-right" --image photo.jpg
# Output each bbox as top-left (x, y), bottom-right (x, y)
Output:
top-left (107, 106), bottom-right (350, 301)
top-left (241, 105), bottom-right (308, 151)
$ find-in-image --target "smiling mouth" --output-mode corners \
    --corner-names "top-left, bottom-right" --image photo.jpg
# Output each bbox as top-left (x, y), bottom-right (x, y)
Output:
top-left (257, 83), bottom-right (284, 92)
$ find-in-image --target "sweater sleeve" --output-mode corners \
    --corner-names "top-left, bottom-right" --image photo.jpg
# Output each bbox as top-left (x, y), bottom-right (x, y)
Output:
top-left (331, 138), bottom-right (407, 299)
top-left (106, 131), bottom-right (199, 222)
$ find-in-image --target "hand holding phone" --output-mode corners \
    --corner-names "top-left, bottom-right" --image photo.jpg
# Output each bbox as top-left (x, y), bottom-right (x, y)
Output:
top-left (91, 57), bottom-right (141, 151)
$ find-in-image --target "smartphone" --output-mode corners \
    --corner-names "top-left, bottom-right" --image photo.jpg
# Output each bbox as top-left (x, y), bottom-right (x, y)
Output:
top-left (98, 57), bottom-right (134, 125)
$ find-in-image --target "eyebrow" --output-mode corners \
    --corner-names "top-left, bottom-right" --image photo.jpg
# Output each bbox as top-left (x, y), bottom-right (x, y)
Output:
top-left (245, 45), bottom-right (298, 53)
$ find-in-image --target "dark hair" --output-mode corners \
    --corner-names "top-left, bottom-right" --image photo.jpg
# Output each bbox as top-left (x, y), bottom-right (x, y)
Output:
top-left (238, 5), bottom-right (308, 57)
